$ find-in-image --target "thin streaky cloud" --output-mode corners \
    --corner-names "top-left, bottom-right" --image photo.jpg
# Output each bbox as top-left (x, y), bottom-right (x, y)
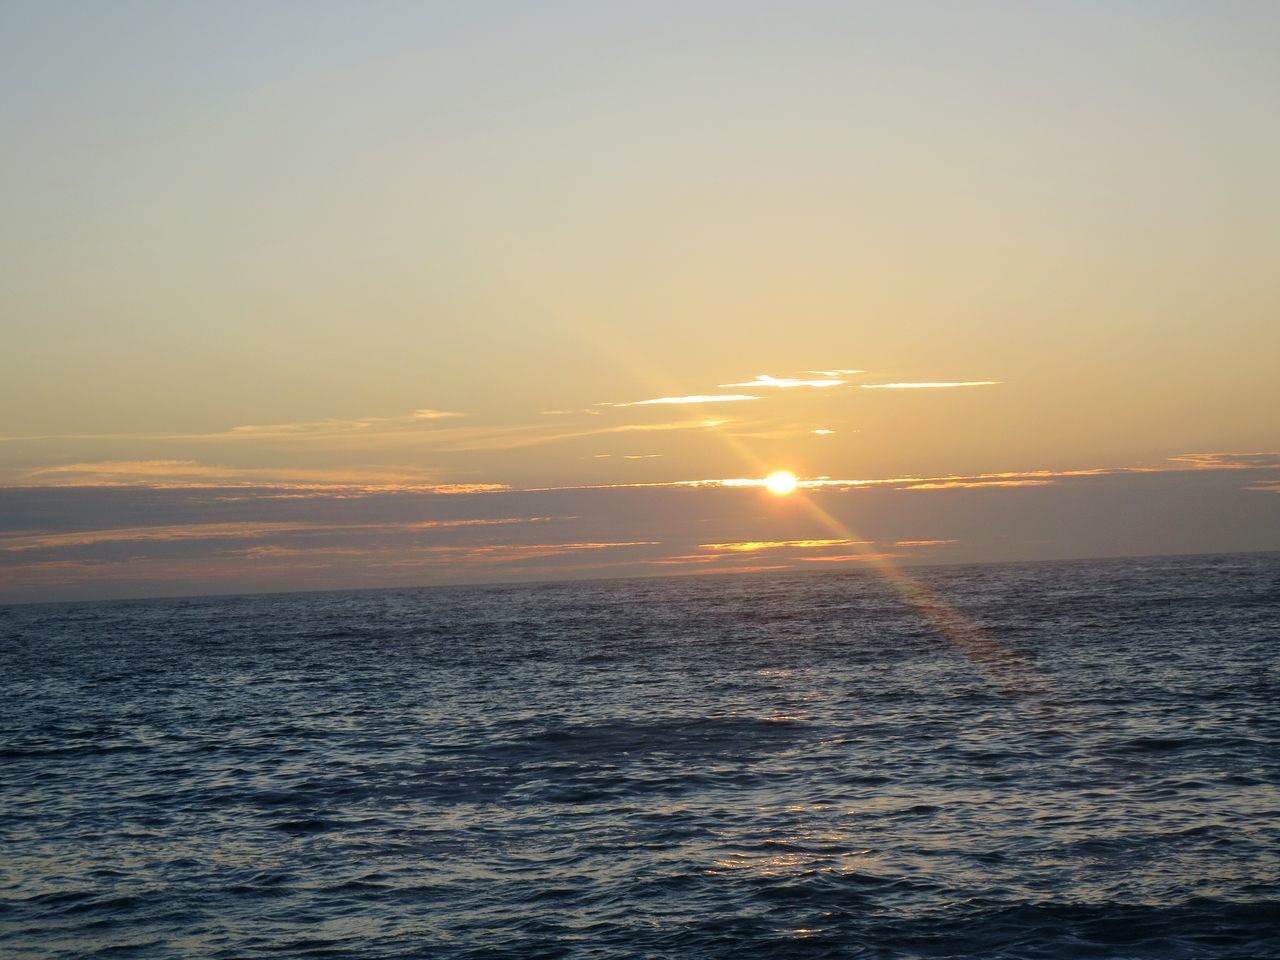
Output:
top-left (234, 540), bottom-right (662, 569)
top-left (861, 381), bottom-right (1001, 390)
top-left (645, 554), bottom-right (725, 565)
top-left (809, 369), bottom-right (866, 376)
top-left (699, 538), bottom-right (865, 552)
top-left (436, 418), bottom-right (730, 452)
top-left (0, 408), bottom-right (466, 444)
top-left (649, 563), bottom-right (793, 576)
top-left (0, 516), bottom-right (563, 553)
top-left (1167, 452), bottom-right (1280, 469)
top-left (718, 374), bottom-right (846, 388)
top-left (17, 460), bottom-right (508, 493)
top-left (414, 541), bottom-right (660, 565)
top-left (904, 480), bottom-right (1053, 490)
top-left (608, 395), bottom-right (760, 406)
top-left (228, 409), bottom-right (463, 436)
top-left (1, 542), bottom-right (664, 587)
top-left (797, 553), bottom-right (901, 563)
top-left (525, 466), bottom-right (1169, 493)
top-left (4, 419), bottom-right (733, 485)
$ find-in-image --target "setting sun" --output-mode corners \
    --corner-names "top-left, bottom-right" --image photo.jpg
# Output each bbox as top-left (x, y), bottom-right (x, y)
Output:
top-left (765, 471), bottom-right (799, 496)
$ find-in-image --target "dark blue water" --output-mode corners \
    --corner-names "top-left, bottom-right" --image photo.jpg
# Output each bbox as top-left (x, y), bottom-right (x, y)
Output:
top-left (2, 554), bottom-right (1278, 959)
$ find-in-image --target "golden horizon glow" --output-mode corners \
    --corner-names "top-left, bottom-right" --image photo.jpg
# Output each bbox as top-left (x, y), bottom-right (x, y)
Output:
top-left (765, 471), bottom-right (799, 496)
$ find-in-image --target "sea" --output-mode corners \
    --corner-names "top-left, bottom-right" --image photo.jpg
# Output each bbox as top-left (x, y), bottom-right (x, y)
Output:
top-left (2, 553), bottom-right (1278, 959)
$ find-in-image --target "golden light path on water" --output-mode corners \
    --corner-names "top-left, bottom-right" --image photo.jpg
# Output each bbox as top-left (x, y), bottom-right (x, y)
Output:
top-left (498, 312), bottom-right (1047, 697)
top-left (682, 437), bottom-right (1057, 897)
top-left (690, 422), bottom-right (1049, 700)
top-left (769, 476), bottom-right (1048, 699)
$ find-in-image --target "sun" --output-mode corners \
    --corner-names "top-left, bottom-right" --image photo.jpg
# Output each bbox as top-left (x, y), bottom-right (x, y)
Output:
top-left (764, 470), bottom-right (799, 496)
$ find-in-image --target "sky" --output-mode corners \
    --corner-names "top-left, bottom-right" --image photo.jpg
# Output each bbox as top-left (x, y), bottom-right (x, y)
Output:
top-left (2, 1), bottom-right (1278, 602)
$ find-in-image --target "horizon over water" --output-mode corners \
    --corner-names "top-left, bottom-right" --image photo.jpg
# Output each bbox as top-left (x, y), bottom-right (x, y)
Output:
top-left (2, 552), bottom-right (1278, 958)
top-left (11, 548), bottom-right (1280, 609)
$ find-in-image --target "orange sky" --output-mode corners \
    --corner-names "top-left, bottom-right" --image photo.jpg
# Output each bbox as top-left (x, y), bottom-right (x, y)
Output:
top-left (1, 3), bottom-right (1277, 601)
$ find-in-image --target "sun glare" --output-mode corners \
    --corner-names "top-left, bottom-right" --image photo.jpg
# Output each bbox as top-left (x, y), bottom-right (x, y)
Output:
top-left (765, 471), bottom-right (799, 496)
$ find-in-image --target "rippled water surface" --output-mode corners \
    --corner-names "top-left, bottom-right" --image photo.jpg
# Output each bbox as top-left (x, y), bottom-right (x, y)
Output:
top-left (2, 554), bottom-right (1278, 958)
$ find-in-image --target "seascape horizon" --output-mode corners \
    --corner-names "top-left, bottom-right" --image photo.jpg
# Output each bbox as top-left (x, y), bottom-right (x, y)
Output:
top-left (2, 2), bottom-right (1277, 956)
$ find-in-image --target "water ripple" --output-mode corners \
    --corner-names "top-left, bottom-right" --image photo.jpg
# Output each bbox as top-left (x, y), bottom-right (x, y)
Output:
top-left (2, 553), bottom-right (1278, 957)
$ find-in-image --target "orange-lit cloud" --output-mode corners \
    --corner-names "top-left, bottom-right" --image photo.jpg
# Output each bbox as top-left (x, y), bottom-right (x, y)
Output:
top-left (796, 552), bottom-right (901, 563)
top-left (225, 409), bottom-right (463, 437)
top-left (0, 516), bottom-right (562, 553)
top-left (239, 545), bottom-right (369, 559)
top-left (0, 410), bottom-right (732, 460)
top-left (644, 553), bottom-right (725, 565)
top-left (18, 460), bottom-right (508, 492)
top-left (1168, 452), bottom-right (1280, 469)
top-left (0, 541), bottom-right (664, 592)
top-left (903, 479), bottom-right (1052, 490)
top-left (809, 369), bottom-right (865, 376)
top-left (422, 541), bottom-right (659, 565)
top-left (5, 452), bottom-right (1279, 603)
top-left (699, 538), bottom-right (865, 552)
top-left (547, 466), bottom-right (1166, 494)
top-left (608, 394), bottom-right (760, 406)
top-left (718, 374), bottom-right (846, 388)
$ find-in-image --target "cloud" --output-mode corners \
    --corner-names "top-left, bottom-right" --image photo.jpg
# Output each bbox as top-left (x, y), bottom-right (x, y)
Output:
top-left (0, 516), bottom-right (561, 554)
top-left (812, 429), bottom-right (836, 436)
top-left (809, 369), bottom-right (865, 376)
top-left (0, 537), bottom-right (664, 595)
top-left (641, 561), bottom-right (794, 576)
top-left (5, 457), bottom-right (1280, 603)
top-left (1168, 452), bottom-right (1280, 469)
top-left (4, 416), bottom-right (736, 488)
top-left (0, 521), bottom-right (316, 553)
top-left (699, 538), bottom-right (865, 552)
top-left (694, 537), bottom-right (953, 556)
top-left (644, 553), bottom-right (725, 565)
top-left (861, 381), bottom-right (1001, 390)
top-left (226, 408), bottom-right (463, 437)
top-left (536, 467), bottom-right (1157, 493)
top-left (796, 553), bottom-right (900, 563)
top-left (607, 395), bottom-right (760, 406)
top-left (18, 460), bottom-right (507, 493)
top-left (718, 374), bottom-right (846, 388)
top-left (903, 479), bottom-right (1052, 490)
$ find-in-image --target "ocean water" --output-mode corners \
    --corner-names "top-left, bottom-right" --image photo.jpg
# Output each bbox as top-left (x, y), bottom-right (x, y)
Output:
top-left (2, 553), bottom-right (1278, 959)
